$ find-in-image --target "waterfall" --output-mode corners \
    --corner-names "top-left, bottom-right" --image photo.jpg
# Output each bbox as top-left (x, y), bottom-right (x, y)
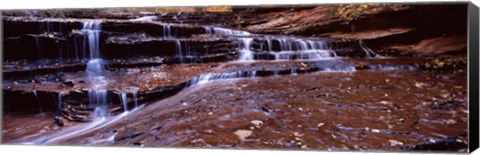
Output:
top-left (120, 93), bottom-right (128, 111)
top-left (238, 38), bottom-right (254, 62)
top-left (129, 87), bottom-right (139, 108)
top-left (82, 21), bottom-right (111, 118)
top-left (83, 21), bottom-right (102, 59)
top-left (89, 90), bottom-right (109, 118)
top-left (32, 90), bottom-right (42, 113)
top-left (57, 93), bottom-right (63, 113)
top-left (175, 40), bottom-right (183, 63)
top-left (358, 40), bottom-right (381, 58)
top-left (188, 71), bottom-right (257, 87)
top-left (259, 37), bottom-right (335, 61)
top-left (86, 58), bottom-right (106, 77)
top-left (205, 27), bottom-right (250, 35)
top-left (130, 16), bottom-right (158, 22)
top-left (163, 25), bottom-right (172, 38)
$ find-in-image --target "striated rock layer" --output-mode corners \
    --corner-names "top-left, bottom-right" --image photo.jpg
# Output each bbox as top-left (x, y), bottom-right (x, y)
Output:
top-left (1, 4), bottom-right (468, 152)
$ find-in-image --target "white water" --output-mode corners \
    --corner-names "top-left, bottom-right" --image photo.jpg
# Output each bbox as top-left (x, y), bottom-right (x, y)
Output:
top-left (27, 105), bottom-right (145, 144)
top-left (126, 87), bottom-right (139, 107)
top-left (89, 90), bottom-right (109, 117)
top-left (271, 50), bottom-right (335, 61)
top-left (82, 21), bottom-right (112, 118)
top-left (83, 21), bottom-right (102, 59)
top-left (205, 27), bottom-right (251, 35)
top-left (57, 93), bottom-right (63, 112)
top-left (188, 71), bottom-right (258, 87)
top-left (163, 25), bottom-right (173, 38)
top-left (86, 58), bottom-right (106, 77)
top-left (238, 38), bottom-right (254, 62)
top-left (130, 16), bottom-right (158, 22)
top-left (256, 37), bottom-right (337, 61)
top-left (175, 40), bottom-right (183, 62)
top-left (120, 93), bottom-right (128, 111)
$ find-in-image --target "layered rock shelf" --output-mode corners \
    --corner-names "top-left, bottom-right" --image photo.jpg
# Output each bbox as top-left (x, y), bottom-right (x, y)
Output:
top-left (1, 4), bottom-right (469, 152)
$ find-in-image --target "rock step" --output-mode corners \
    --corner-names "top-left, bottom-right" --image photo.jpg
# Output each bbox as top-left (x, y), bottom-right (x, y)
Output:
top-left (3, 59), bottom-right (421, 116)
top-left (3, 31), bottom-right (238, 61)
top-left (2, 16), bottom-right (209, 38)
top-left (3, 54), bottom-right (234, 80)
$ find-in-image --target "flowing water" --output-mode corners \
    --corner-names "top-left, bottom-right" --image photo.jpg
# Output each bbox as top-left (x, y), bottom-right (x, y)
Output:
top-left (32, 90), bottom-right (42, 113)
top-left (82, 21), bottom-right (112, 118)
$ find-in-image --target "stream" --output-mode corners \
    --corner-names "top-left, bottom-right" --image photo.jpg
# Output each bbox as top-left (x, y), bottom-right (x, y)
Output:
top-left (1, 8), bottom-right (469, 152)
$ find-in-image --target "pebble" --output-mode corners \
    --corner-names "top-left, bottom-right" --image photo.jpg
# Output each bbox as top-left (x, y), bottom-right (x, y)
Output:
top-left (389, 140), bottom-right (404, 146)
top-left (235, 129), bottom-right (253, 140)
top-left (251, 120), bottom-right (263, 127)
top-left (380, 101), bottom-right (391, 105)
top-left (317, 123), bottom-right (325, 127)
top-left (293, 132), bottom-right (304, 137)
top-left (371, 129), bottom-right (381, 133)
top-left (300, 145), bottom-right (308, 149)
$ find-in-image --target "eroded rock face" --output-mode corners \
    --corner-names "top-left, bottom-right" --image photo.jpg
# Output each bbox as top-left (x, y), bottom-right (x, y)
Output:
top-left (1, 4), bottom-right (469, 152)
top-left (231, 4), bottom-right (467, 57)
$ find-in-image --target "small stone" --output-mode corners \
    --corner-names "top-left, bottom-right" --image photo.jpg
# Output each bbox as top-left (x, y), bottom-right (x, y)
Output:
top-left (444, 119), bottom-right (456, 124)
top-left (182, 102), bottom-right (188, 106)
top-left (293, 132), bottom-right (304, 137)
top-left (208, 112), bottom-right (213, 115)
top-left (251, 120), bottom-right (263, 127)
top-left (387, 125), bottom-right (394, 129)
top-left (300, 145), bottom-right (308, 149)
top-left (380, 101), bottom-right (391, 105)
top-left (389, 140), bottom-right (404, 146)
top-left (415, 82), bottom-right (426, 88)
top-left (235, 129), bottom-right (252, 140)
top-left (317, 123), bottom-right (325, 127)
top-left (371, 129), bottom-right (381, 133)
top-left (300, 63), bottom-right (308, 68)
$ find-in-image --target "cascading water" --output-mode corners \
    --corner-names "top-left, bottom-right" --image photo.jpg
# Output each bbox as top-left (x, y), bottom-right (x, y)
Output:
top-left (205, 27), bottom-right (251, 35)
top-left (175, 40), bottom-right (183, 63)
top-left (57, 93), bottom-right (63, 114)
top-left (83, 21), bottom-right (102, 59)
top-left (82, 21), bottom-right (110, 118)
top-left (125, 87), bottom-right (139, 107)
top-left (188, 71), bottom-right (257, 87)
top-left (257, 37), bottom-right (336, 61)
top-left (163, 25), bottom-right (173, 38)
top-left (32, 90), bottom-right (42, 113)
top-left (358, 40), bottom-right (382, 58)
top-left (130, 16), bottom-right (158, 22)
top-left (120, 93), bottom-right (128, 111)
top-left (238, 38), bottom-right (254, 62)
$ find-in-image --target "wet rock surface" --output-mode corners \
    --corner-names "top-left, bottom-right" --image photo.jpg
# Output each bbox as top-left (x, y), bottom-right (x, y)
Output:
top-left (1, 4), bottom-right (468, 152)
